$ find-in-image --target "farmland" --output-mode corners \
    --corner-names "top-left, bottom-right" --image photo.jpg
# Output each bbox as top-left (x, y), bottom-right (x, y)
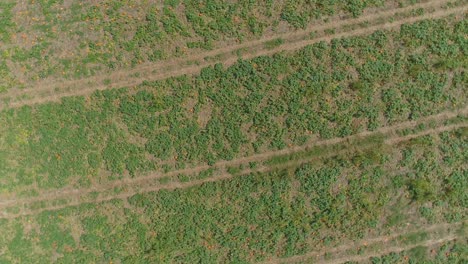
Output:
top-left (0, 0), bottom-right (397, 92)
top-left (0, 126), bottom-right (466, 262)
top-left (0, 0), bottom-right (467, 263)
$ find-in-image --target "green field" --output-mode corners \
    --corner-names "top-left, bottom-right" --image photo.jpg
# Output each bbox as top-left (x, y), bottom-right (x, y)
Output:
top-left (0, 0), bottom-right (467, 263)
top-left (0, 0), bottom-right (396, 91)
top-left (0, 127), bottom-right (466, 262)
top-left (1, 16), bottom-right (466, 193)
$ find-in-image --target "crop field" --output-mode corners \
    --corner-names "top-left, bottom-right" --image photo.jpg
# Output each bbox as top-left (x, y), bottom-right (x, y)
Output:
top-left (0, 0), bottom-right (467, 263)
top-left (0, 0), bottom-right (396, 92)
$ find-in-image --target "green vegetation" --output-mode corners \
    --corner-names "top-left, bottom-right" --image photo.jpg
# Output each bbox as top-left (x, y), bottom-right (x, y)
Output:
top-left (0, 2), bottom-right (14, 43)
top-left (0, 127), bottom-right (466, 262)
top-left (0, 2), bottom-right (467, 263)
top-left (369, 239), bottom-right (468, 264)
top-left (0, 16), bottom-right (466, 195)
top-left (0, 0), bottom-right (418, 88)
top-left (264, 38), bottom-right (284, 49)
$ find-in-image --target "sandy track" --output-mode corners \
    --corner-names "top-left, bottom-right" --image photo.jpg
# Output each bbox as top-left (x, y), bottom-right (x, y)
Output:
top-left (260, 221), bottom-right (464, 264)
top-left (0, 0), bottom-right (463, 110)
top-left (1, 106), bottom-right (466, 219)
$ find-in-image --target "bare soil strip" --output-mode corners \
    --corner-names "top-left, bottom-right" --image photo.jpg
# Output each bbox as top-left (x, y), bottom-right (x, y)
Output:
top-left (1, 0), bottom-right (463, 110)
top-left (324, 236), bottom-right (459, 264)
top-left (385, 124), bottom-right (468, 145)
top-left (1, 105), bottom-right (465, 204)
top-left (1, 106), bottom-right (466, 219)
top-left (0, 150), bottom-right (412, 219)
top-left (260, 222), bottom-right (464, 264)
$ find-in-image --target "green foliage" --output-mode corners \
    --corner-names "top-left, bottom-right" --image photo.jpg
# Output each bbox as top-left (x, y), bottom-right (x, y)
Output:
top-left (0, 14), bottom-right (466, 263)
top-left (373, 240), bottom-right (468, 264)
top-left (419, 206), bottom-right (435, 222)
top-left (146, 132), bottom-right (173, 160)
top-left (162, 7), bottom-right (189, 36)
top-left (0, 17), bottom-right (466, 194)
top-left (7, 224), bottom-right (34, 263)
top-left (0, 2), bottom-right (15, 42)
top-left (443, 169), bottom-right (468, 207)
top-left (371, 252), bottom-right (400, 264)
top-left (264, 38), bottom-right (284, 49)
top-left (281, 2), bottom-right (309, 29)
top-left (0, 0), bottom-right (394, 84)
top-left (408, 178), bottom-right (435, 202)
top-left (399, 231), bottom-right (429, 245)
top-left (0, 127), bottom-right (466, 262)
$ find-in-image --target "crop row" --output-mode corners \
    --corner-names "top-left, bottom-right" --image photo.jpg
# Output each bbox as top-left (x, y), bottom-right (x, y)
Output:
top-left (363, 238), bottom-right (467, 264)
top-left (283, 223), bottom-right (464, 264)
top-left (2, 110), bottom-right (464, 218)
top-left (0, 15), bottom-right (466, 196)
top-left (0, 127), bottom-right (465, 262)
top-left (2, 0), bottom-right (460, 108)
top-left (0, 0), bottom-right (432, 91)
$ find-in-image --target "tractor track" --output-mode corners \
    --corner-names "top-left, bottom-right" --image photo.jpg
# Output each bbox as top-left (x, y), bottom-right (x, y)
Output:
top-left (0, 149), bottom-right (414, 219)
top-left (260, 222), bottom-right (464, 264)
top-left (323, 235), bottom-right (461, 264)
top-left (0, 106), bottom-right (466, 219)
top-left (0, 0), bottom-right (464, 110)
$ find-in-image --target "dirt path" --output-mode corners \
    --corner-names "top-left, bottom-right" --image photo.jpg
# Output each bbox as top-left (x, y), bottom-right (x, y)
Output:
top-left (0, 149), bottom-right (412, 219)
top-left (261, 222), bottom-right (464, 264)
top-left (385, 123), bottom-right (468, 145)
top-left (1, 0), bottom-right (462, 110)
top-left (325, 236), bottom-right (459, 264)
top-left (1, 105), bottom-right (466, 203)
top-left (1, 106), bottom-right (466, 219)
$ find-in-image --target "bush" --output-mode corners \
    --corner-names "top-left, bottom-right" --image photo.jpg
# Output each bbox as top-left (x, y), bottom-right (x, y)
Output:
top-left (408, 178), bottom-right (435, 202)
